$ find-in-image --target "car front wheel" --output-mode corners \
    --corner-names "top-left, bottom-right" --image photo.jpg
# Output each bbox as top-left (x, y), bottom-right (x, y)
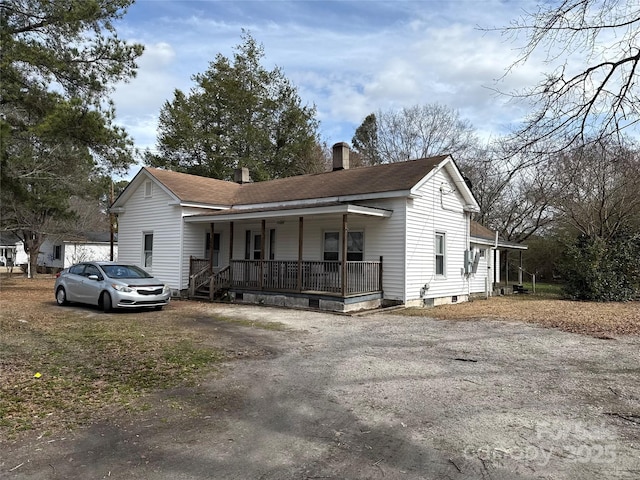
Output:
top-left (102, 292), bottom-right (112, 313)
top-left (56, 287), bottom-right (68, 306)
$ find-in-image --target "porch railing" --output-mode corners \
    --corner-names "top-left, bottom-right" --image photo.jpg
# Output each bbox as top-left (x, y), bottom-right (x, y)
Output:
top-left (228, 259), bottom-right (382, 296)
top-left (189, 260), bottom-right (211, 297)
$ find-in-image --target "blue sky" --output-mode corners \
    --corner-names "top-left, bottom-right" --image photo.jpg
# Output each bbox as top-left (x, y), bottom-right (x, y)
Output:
top-left (112, 0), bottom-right (545, 167)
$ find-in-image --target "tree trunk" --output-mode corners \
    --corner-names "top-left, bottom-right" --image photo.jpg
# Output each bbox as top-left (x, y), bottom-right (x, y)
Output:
top-left (22, 230), bottom-right (45, 279)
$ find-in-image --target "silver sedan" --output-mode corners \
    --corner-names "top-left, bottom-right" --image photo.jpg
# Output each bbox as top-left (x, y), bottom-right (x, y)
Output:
top-left (54, 262), bottom-right (171, 312)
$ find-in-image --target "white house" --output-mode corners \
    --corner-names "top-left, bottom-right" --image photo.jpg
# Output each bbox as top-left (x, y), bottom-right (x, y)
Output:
top-left (111, 143), bottom-right (524, 312)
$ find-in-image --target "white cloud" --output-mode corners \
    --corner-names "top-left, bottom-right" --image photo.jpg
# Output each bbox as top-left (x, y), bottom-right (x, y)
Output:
top-left (111, 0), bottom-right (556, 154)
top-left (112, 42), bottom-right (181, 118)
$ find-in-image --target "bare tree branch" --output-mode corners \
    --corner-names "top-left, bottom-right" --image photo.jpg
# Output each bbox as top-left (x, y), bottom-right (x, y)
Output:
top-left (489, 0), bottom-right (640, 154)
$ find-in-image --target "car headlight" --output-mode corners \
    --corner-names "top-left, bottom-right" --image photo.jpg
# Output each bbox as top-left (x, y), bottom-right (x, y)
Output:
top-left (112, 284), bottom-right (134, 293)
top-left (163, 284), bottom-right (171, 294)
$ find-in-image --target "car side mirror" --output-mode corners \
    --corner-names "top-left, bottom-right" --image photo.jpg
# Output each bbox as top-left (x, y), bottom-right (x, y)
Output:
top-left (88, 274), bottom-right (101, 281)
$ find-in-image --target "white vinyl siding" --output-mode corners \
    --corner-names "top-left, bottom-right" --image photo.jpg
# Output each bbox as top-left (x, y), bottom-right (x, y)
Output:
top-left (468, 243), bottom-right (491, 294)
top-left (181, 221), bottom-right (231, 282)
top-left (352, 198), bottom-right (406, 302)
top-left (405, 168), bottom-right (469, 303)
top-left (116, 175), bottom-right (183, 289)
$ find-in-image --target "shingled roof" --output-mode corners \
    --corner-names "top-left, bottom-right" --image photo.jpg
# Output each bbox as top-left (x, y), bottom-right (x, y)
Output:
top-left (145, 155), bottom-right (449, 207)
top-left (470, 220), bottom-right (527, 250)
top-left (470, 221), bottom-right (497, 241)
top-left (145, 168), bottom-right (241, 206)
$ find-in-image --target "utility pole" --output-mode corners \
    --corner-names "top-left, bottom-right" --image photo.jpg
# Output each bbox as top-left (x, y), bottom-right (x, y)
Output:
top-left (109, 179), bottom-right (115, 261)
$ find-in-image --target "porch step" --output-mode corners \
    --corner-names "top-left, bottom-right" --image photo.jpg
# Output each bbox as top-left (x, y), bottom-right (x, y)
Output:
top-left (192, 287), bottom-right (229, 301)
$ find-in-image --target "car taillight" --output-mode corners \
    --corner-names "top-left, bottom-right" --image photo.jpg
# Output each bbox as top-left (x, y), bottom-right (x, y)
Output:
top-left (55, 272), bottom-right (61, 278)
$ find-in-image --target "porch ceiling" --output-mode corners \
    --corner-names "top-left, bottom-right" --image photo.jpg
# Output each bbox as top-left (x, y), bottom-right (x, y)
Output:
top-left (183, 202), bottom-right (392, 223)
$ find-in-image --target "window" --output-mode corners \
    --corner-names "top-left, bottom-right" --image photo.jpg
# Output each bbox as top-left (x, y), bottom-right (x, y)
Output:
top-left (479, 248), bottom-right (486, 258)
top-left (245, 230), bottom-right (269, 260)
top-left (323, 231), bottom-right (364, 261)
top-left (347, 231), bottom-right (364, 261)
top-left (143, 233), bottom-right (153, 268)
top-left (53, 245), bottom-right (62, 260)
top-left (435, 232), bottom-right (445, 276)
top-left (269, 229), bottom-right (276, 260)
top-left (205, 232), bottom-right (221, 267)
top-left (144, 180), bottom-right (153, 197)
top-left (323, 232), bottom-right (339, 261)
top-left (253, 233), bottom-right (262, 260)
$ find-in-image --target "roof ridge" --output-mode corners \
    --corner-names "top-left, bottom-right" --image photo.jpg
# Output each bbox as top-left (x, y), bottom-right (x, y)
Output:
top-left (143, 155), bottom-right (451, 206)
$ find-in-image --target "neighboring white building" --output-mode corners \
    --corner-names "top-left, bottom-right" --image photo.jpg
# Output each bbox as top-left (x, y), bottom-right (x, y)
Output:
top-left (39, 233), bottom-right (117, 269)
top-left (0, 233), bottom-right (27, 267)
top-left (111, 143), bottom-right (525, 312)
top-left (0, 233), bottom-right (116, 271)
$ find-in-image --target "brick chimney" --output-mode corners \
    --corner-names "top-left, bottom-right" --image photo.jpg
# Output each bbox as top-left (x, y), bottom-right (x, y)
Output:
top-left (332, 142), bottom-right (350, 171)
top-left (234, 167), bottom-right (251, 184)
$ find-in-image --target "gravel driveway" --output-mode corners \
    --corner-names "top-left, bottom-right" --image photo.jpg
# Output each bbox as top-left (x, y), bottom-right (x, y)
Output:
top-left (5, 304), bottom-right (640, 479)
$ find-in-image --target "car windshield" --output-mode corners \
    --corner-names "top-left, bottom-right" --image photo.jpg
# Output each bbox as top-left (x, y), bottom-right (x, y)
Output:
top-left (102, 265), bottom-right (153, 279)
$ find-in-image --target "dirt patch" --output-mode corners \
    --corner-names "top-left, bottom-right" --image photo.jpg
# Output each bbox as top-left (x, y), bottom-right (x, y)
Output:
top-left (403, 295), bottom-right (640, 337)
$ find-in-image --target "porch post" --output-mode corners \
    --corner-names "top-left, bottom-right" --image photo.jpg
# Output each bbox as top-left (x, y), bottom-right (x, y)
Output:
top-left (228, 221), bottom-right (234, 287)
top-left (341, 214), bottom-right (347, 297)
top-left (297, 216), bottom-right (303, 291)
top-left (518, 250), bottom-right (523, 285)
top-left (260, 219), bottom-right (266, 289)
top-left (229, 221), bottom-right (234, 263)
top-left (505, 250), bottom-right (509, 286)
top-left (208, 223), bottom-right (215, 272)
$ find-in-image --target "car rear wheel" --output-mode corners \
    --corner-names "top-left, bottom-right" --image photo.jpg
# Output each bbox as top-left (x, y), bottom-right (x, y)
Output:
top-left (102, 292), bottom-right (112, 313)
top-left (56, 287), bottom-right (68, 306)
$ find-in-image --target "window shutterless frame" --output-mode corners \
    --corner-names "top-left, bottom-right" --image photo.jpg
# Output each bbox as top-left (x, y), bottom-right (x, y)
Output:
top-left (435, 232), bottom-right (445, 276)
top-left (143, 232), bottom-right (153, 268)
top-left (323, 232), bottom-right (339, 261)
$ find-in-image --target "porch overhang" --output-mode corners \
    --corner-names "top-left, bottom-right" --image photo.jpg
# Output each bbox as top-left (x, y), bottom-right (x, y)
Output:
top-left (471, 236), bottom-right (528, 251)
top-left (183, 202), bottom-right (393, 223)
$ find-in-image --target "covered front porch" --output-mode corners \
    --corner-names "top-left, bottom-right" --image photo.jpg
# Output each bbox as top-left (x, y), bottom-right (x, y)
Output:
top-left (184, 202), bottom-right (391, 312)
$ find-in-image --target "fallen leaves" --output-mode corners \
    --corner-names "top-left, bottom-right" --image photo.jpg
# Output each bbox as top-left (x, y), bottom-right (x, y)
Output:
top-left (404, 295), bottom-right (640, 337)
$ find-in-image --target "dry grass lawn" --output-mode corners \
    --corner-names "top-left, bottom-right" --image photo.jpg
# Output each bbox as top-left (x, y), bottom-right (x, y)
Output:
top-left (0, 276), bottom-right (237, 436)
top-left (404, 295), bottom-right (640, 338)
top-left (2, 275), bottom-right (639, 438)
